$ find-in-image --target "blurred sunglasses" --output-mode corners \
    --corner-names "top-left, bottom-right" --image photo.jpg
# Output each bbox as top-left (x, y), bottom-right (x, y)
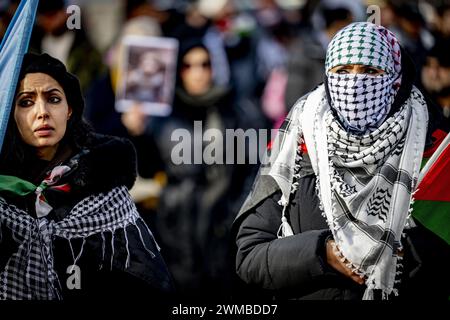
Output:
top-left (182, 60), bottom-right (211, 70)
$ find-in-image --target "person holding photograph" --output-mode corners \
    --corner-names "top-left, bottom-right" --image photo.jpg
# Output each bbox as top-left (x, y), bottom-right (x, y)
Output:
top-left (0, 53), bottom-right (174, 300)
top-left (84, 16), bottom-right (164, 178)
top-left (233, 22), bottom-right (450, 300)
top-left (145, 39), bottom-right (261, 298)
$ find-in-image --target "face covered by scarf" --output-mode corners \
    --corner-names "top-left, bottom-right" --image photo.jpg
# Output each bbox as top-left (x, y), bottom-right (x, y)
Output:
top-left (325, 23), bottom-right (402, 134)
top-left (236, 22), bottom-right (429, 300)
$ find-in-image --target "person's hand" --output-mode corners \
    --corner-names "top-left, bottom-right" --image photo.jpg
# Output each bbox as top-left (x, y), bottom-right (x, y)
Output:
top-left (326, 239), bottom-right (365, 285)
top-left (121, 103), bottom-right (148, 136)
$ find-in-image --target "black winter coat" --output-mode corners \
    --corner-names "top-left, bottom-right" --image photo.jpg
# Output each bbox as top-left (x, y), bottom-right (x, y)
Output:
top-left (147, 86), bottom-right (262, 297)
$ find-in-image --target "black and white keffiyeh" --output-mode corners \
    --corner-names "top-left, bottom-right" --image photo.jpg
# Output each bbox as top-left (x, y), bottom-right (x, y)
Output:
top-left (0, 186), bottom-right (157, 300)
top-left (236, 22), bottom-right (429, 299)
top-left (303, 85), bottom-right (427, 299)
top-left (325, 22), bottom-right (402, 135)
top-left (241, 83), bottom-right (428, 299)
top-left (327, 73), bottom-right (399, 134)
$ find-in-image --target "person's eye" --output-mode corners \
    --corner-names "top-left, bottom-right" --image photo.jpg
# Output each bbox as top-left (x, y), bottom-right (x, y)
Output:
top-left (17, 99), bottom-right (33, 107)
top-left (365, 67), bottom-right (380, 75)
top-left (336, 69), bottom-right (349, 74)
top-left (48, 96), bottom-right (62, 104)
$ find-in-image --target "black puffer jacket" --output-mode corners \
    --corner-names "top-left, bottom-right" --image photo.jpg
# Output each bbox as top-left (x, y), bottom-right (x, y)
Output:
top-left (234, 171), bottom-right (450, 300)
top-left (0, 133), bottom-right (174, 300)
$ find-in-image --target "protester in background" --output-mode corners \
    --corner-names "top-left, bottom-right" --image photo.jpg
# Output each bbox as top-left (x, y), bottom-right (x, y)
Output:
top-left (29, 0), bottom-right (105, 93)
top-left (283, 5), bottom-right (353, 116)
top-left (149, 39), bottom-right (260, 298)
top-left (0, 53), bottom-right (174, 300)
top-left (233, 22), bottom-right (449, 300)
top-left (84, 16), bottom-right (164, 179)
top-left (431, 2), bottom-right (450, 42)
top-left (125, 0), bottom-right (183, 37)
top-left (185, 0), bottom-right (267, 133)
top-left (389, 0), bottom-right (434, 87)
top-left (422, 40), bottom-right (450, 130)
top-left (0, 0), bottom-right (18, 40)
top-left (171, 0), bottom-right (232, 87)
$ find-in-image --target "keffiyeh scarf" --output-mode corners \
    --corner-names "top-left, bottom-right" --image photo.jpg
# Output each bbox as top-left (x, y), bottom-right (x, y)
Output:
top-left (247, 84), bottom-right (428, 299)
top-left (303, 86), bottom-right (427, 299)
top-left (237, 22), bottom-right (429, 299)
top-left (325, 22), bottom-right (402, 135)
top-left (0, 185), bottom-right (157, 300)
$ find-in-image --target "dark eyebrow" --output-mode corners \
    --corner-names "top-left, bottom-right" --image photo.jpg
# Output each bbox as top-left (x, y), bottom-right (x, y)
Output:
top-left (363, 66), bottom-right (386, 73)
top-left (16, 88), bottom-right (63, 98)
top-left (16, 91), bottom-right (35, 98)
top-left (331, 65), bottom-right (353, 71)
top-left (44, 88), bottom-right (63, 95)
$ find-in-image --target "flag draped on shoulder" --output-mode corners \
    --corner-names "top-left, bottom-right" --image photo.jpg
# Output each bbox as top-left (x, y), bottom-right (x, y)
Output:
top-left (413, 131), bottom-right (450, 245)
top-left (0, 0), bottom-right (39, 153)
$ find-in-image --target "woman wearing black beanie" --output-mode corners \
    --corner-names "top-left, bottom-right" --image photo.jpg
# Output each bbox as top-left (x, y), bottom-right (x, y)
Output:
top-left (0, 53), bottom-right (174, 300)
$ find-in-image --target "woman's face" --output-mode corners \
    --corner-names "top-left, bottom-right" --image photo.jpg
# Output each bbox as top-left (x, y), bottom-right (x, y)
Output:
top-left (181, 47), bottom-right (212, 96)
top-left (14, 73), bottom-right (72, 161)
top-left (329, 64), bottom-right (385, 76)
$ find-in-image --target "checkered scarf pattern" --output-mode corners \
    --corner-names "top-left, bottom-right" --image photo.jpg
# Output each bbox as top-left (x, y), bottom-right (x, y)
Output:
top-left (0, 186), bottom-right (156, 300)
top-left (238, 83), bottom-right (428, 299)
top-left (307, 86), bottom-right (427, 299)
top-left (325, 22), bottom-right (402, 134)
top-left (325, 22), bottom-right (401, 75)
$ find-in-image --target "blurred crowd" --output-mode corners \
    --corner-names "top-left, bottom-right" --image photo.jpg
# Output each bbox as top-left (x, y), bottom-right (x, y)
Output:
top-left (1, 0), bottom-right (449, 299)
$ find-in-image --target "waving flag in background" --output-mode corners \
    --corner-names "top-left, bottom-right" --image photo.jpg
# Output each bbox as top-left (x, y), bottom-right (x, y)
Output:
top-left (0, 0), bottom-right (39, 153)
top-left (413, 131), bottom-right (450, 245)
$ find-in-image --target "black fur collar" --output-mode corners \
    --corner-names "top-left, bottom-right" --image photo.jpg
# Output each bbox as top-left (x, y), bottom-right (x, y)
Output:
top-left (69, 133), bottom-right (137, 196)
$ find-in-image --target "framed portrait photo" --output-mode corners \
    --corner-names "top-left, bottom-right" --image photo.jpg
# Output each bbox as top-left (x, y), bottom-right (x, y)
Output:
top-left (115, 35), bottom-right (179, 116)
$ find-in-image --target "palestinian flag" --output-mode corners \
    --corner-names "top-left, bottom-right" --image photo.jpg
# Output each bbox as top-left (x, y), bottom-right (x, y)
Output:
top-left (413, 129), bottom-right (450, 245)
